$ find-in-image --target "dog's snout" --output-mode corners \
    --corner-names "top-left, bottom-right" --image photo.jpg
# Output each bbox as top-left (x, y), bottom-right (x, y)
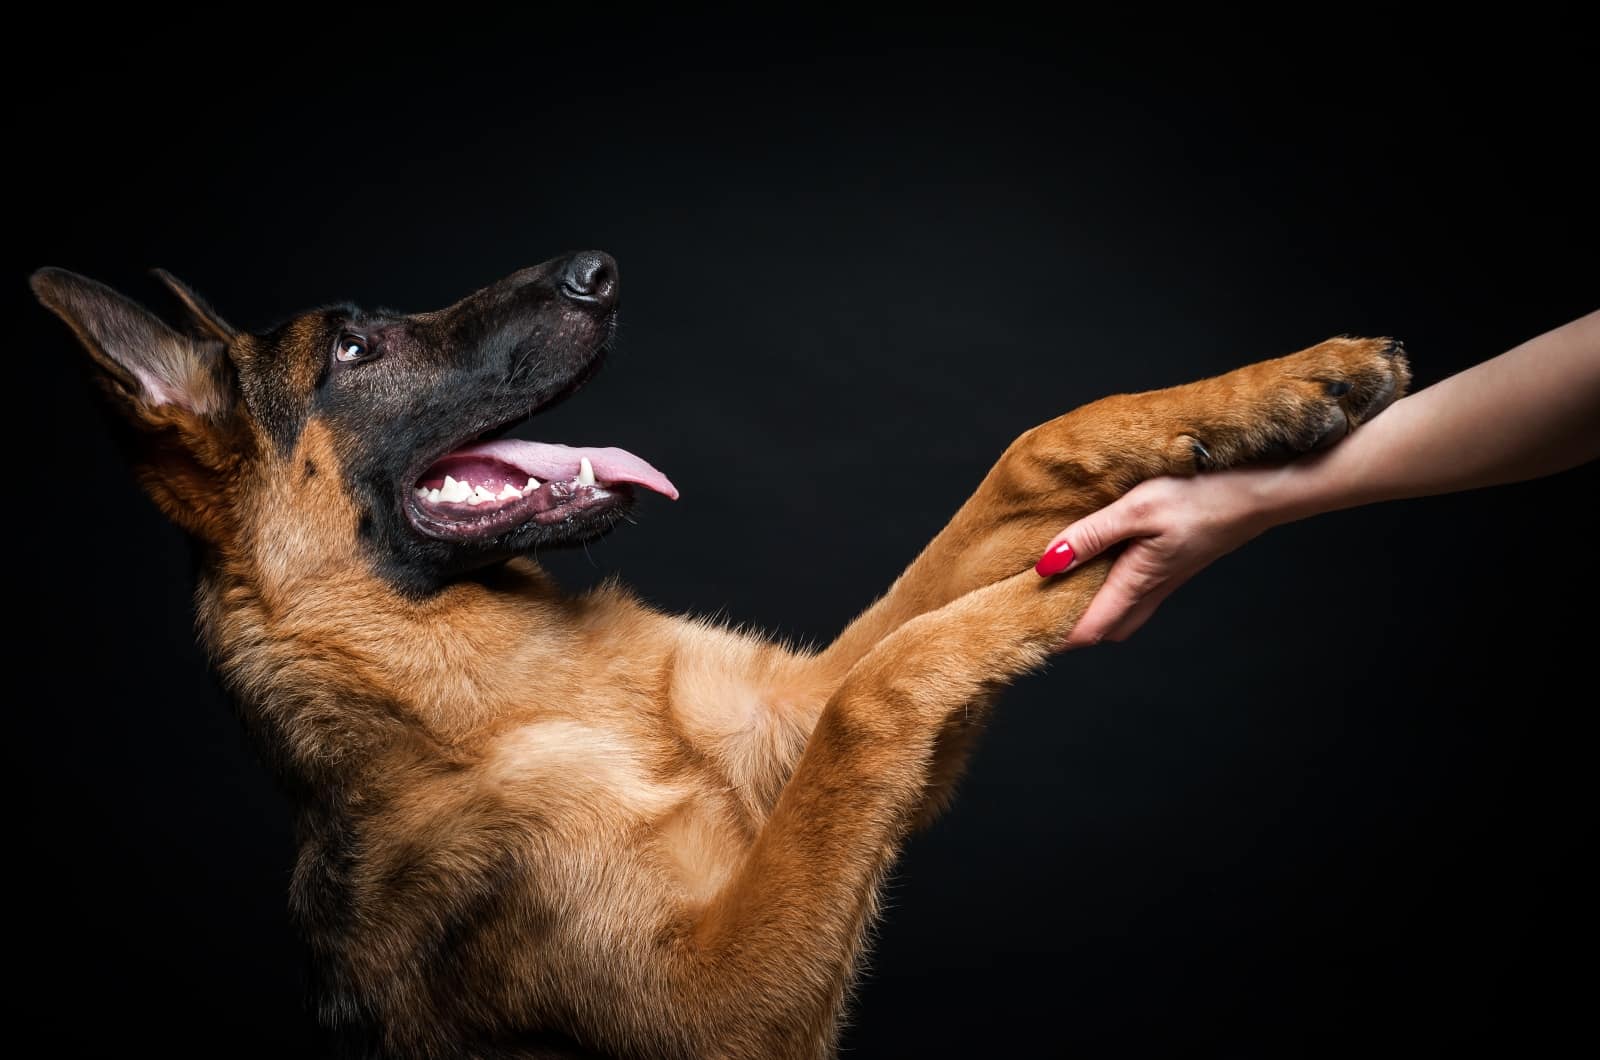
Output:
top-left (560, 251), bottom-right (618, 309)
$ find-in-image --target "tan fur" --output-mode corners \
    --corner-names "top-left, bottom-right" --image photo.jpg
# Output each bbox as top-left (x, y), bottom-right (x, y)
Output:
top-left (59, 290), bottom-right (1410, 1058)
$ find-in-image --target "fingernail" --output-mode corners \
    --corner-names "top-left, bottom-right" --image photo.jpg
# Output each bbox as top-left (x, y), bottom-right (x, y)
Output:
top-left (1035, 541), bottom-right (1075, 577)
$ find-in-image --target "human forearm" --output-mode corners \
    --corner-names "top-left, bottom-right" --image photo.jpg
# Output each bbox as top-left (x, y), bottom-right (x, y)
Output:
top-left (1259, 310), bottom-right (1600, 526)
top-left (1041, 310), bottom-right (1600, 647)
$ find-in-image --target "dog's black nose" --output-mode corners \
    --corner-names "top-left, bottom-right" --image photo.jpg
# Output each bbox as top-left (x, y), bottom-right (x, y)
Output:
top-left (560, 251), bottom-right (618, 309)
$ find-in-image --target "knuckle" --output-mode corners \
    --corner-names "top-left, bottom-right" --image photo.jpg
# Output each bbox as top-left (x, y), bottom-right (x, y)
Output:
top-left (1142, 477), bottom-right (1178, 503)
top-left (1131, 478), bottom-right (1179, 515)
top-left (1074, 522), bottom-right (1106, 557)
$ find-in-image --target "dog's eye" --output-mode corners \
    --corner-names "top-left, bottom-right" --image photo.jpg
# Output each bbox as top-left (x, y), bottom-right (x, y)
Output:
top-left (335, 334), bottom-right (375, 364)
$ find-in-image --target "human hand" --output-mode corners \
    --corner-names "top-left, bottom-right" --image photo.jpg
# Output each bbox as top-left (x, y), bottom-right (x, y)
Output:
top-left (1031, 309), bottom-right (1600, 650)
top-left (1034, 468), bottom-right (1286, 649)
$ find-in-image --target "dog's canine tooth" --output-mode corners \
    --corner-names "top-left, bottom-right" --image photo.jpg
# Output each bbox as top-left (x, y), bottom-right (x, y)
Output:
top-left (525, 477), bottom-right (539, 492)
top-left (577, 457), bottom-right (595, 487)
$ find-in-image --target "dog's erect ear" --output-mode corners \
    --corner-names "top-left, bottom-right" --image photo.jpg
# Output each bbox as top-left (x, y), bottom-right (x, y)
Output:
top-left (31, 267), bottom-right (247, 541)
top-left (31, 267), bottom-right (235, 421)
top-left (152, 267), bottom-right (237, 344)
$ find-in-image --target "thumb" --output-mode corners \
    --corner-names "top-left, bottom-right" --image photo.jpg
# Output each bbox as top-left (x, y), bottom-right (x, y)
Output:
top-left (1035, 494), bottom-right (1144, 578)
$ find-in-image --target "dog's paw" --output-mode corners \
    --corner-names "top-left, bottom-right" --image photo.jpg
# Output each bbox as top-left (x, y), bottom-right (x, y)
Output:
top-left (1184, 337), bottom-right (1411, 470)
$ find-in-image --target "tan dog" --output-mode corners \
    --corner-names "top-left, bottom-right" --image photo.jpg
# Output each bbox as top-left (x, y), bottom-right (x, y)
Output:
top-left (31, 254), bottom-right (1408, 1059)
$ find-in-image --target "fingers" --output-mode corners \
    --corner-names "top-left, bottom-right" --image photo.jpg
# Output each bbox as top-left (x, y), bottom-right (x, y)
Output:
top-left (1057, 557), bottom-right (1185, 651)
top-left (1035, 491), bottom-right (1145, 578)
top-left (1059, 558), bottom-right (1147, 647)
top-left (1036, 472), bottom-right (1267, 651)
top-left (1101, 575), bottom-right (1187, 643)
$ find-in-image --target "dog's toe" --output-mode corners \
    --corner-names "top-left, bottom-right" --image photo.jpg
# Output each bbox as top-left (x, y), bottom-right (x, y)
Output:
top-left (1312, 406), bottom-right (1351, 449)
top-left (1356, 373), bottom-right (1400, 422)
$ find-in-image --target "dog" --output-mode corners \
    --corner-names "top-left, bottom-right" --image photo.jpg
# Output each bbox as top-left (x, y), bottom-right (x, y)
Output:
top-left (32, 253), bottom-right (1408, 1058)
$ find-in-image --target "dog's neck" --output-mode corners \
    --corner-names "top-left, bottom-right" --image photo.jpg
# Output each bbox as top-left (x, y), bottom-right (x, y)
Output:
top-left (193, 545), bottom-right (604, 797)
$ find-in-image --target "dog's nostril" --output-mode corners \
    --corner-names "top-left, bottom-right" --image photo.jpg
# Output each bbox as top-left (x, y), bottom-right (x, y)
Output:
top-left (560, 251), bottom-right (618, 307)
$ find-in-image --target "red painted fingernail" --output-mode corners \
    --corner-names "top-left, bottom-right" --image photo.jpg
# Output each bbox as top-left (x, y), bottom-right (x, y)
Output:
top-left (1035, 541), bottom-right (1076, 577)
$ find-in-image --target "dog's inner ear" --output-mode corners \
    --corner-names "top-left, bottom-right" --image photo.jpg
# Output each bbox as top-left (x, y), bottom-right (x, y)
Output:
top-left (32, 267), bottom-right (235, 422)
top-left (31, 267), bottom-right (248, 541)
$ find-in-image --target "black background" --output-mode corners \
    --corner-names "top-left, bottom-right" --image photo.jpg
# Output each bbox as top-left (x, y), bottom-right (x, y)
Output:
top-left (15, 17), bottom-right (1597, 1058)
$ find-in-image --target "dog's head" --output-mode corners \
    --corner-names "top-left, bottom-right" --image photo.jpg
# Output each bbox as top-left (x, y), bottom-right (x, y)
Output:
top-left (31, 254), bottom-right (676, 593)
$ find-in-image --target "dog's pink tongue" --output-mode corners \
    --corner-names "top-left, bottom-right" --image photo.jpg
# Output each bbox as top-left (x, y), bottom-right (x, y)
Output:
top-left (451, 440), bottom-right (679, 500)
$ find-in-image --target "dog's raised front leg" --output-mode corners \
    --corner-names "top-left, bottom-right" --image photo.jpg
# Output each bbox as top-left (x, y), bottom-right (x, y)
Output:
top-left (818, 336), bottom-right (1409, 677)
top-left (661, 565), bottom-right (1108, 1059)
top-left (805, 336), bottom-right (1409, 822)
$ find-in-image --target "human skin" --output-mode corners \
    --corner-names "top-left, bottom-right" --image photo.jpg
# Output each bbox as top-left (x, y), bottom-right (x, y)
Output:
top-left (1038, 310), bottom-right (1600, 647)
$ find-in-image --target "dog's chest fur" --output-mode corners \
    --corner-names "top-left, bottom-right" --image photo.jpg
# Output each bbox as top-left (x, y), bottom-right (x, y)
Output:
top-left (207, 556), bottom-right (826, 919)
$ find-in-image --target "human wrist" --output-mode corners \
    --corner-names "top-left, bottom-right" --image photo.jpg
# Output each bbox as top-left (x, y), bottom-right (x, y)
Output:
top-left (1237, 458), bottom-right (1333, 532)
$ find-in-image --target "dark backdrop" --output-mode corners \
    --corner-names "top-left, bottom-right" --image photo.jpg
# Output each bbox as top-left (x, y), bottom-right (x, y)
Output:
top-left (15, 17), bottom-right (1597, 1058)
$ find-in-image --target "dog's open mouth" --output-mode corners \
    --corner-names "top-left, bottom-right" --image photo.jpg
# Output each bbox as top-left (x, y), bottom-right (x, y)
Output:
top-left (406, 439), bottom-right (678, 542)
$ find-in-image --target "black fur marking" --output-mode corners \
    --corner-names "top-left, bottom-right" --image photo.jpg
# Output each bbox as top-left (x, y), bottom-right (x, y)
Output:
top-left (304, 459), bottom-right (317, 479)
top-left (1324, 380), bottom-right (1353, 398)
top-left (308, 257), bottom-right (627, 597)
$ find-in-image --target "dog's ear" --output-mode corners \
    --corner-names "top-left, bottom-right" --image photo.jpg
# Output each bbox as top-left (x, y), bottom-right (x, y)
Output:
top-left (31, 267), bottom-right (248, 541)
top-left (152, 267), bottom-right (237, 344)
top-left (31, 267), bottom-right (235, 420)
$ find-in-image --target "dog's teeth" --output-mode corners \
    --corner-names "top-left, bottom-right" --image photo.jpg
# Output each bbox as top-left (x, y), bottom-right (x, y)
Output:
top-left (414, 487), bottom-right (428, 499)
top-left (577, 457), bottom-right (595, 487)
top-left (497, 484), bottom-right (522, 500)
top-left (466, 494), bottom-right (482, 505)
top-left (472, 485), bottom-right (495, 502)
top-left (429, 488), bottom-right (441, 502)
top-left (439, 476), bottom-right (471, 503)
top-left (525, 477), bottom-right (539, 492)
